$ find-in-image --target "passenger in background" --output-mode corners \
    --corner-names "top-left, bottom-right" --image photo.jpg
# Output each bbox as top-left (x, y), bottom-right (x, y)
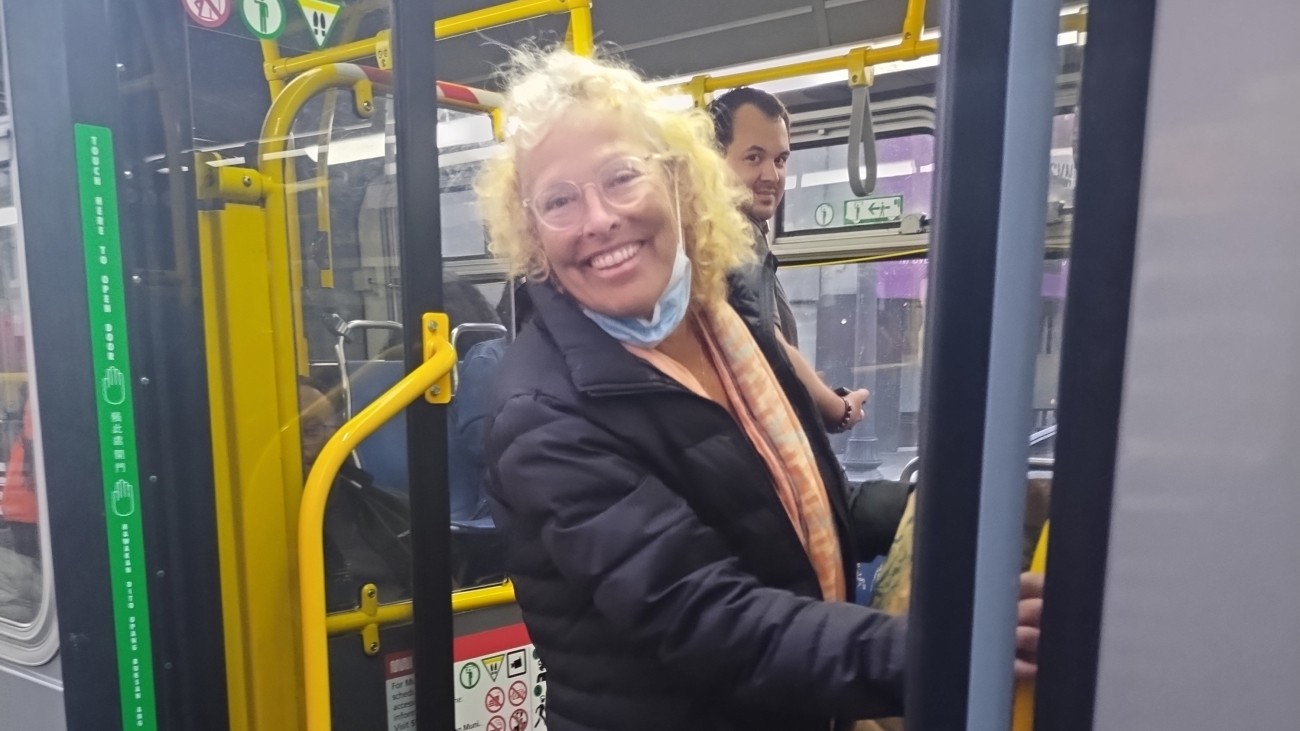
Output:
top-left (709, 88), bottom-right (870, 435)
top-left (298, 380), bottom-right (412, 610)
top-left (476, 48), bottom-right (1042, 731)
top-left (711, 88), bottom-right (908, 562)
top-left (448, 281), bottom-right (534, 526)
top-left (444, 284), bottom-right (534, 587)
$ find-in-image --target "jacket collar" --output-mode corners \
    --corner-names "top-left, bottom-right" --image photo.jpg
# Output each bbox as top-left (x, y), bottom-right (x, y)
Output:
top-left (527, 281), bottom-right (677, 395)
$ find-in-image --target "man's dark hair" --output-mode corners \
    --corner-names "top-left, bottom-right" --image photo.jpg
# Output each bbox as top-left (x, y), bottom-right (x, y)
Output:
top-left (496, 277), bottom-right (535, 334)
top-left (707, 87), bottom-right (790, 150)
top-left (442, 273), bottom-right (501, 352)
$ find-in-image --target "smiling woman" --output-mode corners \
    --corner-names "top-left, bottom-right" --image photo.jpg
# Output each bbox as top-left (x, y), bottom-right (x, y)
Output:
top-left (472, 46), bottom-right (1045, 731)
top-left (475, 50), bottom-right (752, 311)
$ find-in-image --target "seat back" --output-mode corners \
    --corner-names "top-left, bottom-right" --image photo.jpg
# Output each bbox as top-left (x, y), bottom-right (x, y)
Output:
top-left (346, 360), bottom-right (410, 492)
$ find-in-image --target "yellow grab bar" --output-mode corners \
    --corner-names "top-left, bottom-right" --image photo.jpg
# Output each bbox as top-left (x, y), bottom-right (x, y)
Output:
top-left (902, 0), bottom-right (927, 43)
top-left (265, 0), bottom-right (593, 81)
top-left (266, 33), bottom-right (393, 81)
top-left (299, 338), bottom-right (457, 731)
top-left (437, 0), bottom-right (590, 41)
top-left (674, 0), bottom-right (933, 104)
top-left (677, 39), bottom-right (941, 102)
top-left (323, 580), bottom-right (519, 638)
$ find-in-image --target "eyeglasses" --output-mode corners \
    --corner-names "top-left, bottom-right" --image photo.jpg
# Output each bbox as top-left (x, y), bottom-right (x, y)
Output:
top-left (524, 155), bottom-right (663, 231)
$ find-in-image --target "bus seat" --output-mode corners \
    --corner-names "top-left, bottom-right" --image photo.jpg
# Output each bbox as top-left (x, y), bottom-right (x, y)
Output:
top-left (346, 360), bottom-right (410, 492)
top-left (344, 357), bottom-right (500, 534)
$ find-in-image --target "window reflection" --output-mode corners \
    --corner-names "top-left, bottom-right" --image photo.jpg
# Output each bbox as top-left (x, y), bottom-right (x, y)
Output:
top-left (0, 105), bottom-right (42, 625)
top-left (776, 258), bottom-right (1066, 481)
top-left (291, 88), bottom-right (509, 599)
top-left (781, 134), bottom-right (935, 233)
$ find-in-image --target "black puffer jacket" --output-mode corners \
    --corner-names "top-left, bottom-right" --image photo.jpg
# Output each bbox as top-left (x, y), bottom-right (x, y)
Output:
top-left (485, 281), bottom-right (907, 731)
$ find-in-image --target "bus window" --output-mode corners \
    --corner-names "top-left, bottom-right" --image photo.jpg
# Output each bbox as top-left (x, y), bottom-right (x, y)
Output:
top-left (780, 133), bottom-right (934, 234)
top-left (439, 109), bottom-right (496, 260)
top-left (776, 257), bottom-right (1067, 481)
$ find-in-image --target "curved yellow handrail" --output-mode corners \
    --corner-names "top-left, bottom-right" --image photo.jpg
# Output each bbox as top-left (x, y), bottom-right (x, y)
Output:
top-left (299, 341), bottom-right (457, 731)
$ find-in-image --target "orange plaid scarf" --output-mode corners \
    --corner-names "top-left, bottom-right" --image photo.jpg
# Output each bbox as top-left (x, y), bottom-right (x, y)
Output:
top-left (625, 306), bottom-right (846, 602)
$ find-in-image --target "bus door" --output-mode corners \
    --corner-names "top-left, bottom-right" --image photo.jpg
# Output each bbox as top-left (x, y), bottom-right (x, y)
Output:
top-left (183, 2), bottom-right (582, 729)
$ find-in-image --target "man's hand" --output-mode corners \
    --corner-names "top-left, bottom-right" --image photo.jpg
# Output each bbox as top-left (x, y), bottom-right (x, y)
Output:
top-left (842, 388), bottom-right (870, 429)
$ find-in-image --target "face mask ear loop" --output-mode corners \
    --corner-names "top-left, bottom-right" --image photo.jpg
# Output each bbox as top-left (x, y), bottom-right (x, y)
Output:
top-left (671, 164), bottom-right (683, 251)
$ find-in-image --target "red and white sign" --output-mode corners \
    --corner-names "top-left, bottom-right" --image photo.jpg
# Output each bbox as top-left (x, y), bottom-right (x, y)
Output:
top-left (485, 687), bottom-right (506, 714)
top-left (508, 680), bottom-right (528, 707)
top-left (384, 651), bottom-right (416, 731)
top-left (183, 0), bottom-right (232, 28)
top-left (453, 624), bottom-right (548, 731)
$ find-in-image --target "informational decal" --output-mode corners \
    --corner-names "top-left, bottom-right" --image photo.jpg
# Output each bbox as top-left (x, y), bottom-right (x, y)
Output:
top-left (298, 0), bottom-right (342, 48)
top-left (844, 194), bottom-right (904, 225)
top-left (454, 624), bottom-right (548, 731)
top-left (239, 0), bottom-right (286, 39)
top-left (75, 123), bottom-right (158, 730)
top-left (814, 202), bottom-right (835, 227)
top-left (182, 0), bottom-right (232, 28)
top-left (385, 651), bottom-right (417, 731)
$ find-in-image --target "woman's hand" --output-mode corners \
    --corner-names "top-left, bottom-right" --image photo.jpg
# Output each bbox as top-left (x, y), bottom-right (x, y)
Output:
top-left (1014, 572), bottom-right (1044, 680)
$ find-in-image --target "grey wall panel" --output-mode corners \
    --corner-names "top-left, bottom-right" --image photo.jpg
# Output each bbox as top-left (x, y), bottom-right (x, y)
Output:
top-left (1092, 0), bottom-right (1300, 728)
top-left (0, 657), bottom-right (65, 730)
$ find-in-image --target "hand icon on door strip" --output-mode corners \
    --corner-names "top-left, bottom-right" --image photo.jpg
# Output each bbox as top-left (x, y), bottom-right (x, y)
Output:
top-left (102, 366), bottom-right (127, 405)
top-left (112, 479), bottom-right (135, 518)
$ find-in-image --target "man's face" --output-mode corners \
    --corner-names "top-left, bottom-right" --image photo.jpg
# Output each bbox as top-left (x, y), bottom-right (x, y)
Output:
top-left (722, 103), bottom-right (791, 222)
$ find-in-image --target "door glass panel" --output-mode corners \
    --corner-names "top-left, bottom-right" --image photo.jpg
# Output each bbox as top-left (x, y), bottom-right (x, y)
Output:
top-left (288, 76), bottom-right (508, 597)
top-left (0, 25), bottom-right (48, 634)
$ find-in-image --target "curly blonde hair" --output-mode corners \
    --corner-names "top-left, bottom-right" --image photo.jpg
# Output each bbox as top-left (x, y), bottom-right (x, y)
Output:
top-left (475, 48), bottom-right (754, 307)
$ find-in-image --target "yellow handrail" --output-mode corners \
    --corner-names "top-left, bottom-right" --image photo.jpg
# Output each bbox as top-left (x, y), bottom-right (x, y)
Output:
top-left (438, 0), bottom-right (590, 40)
top-left (325, 598), bottom-right (413, 637)
top-left (902, 0), bottom-right (927, 43)
top-left (677, 39), bottom-right (940, 102)
top-left (266, 33), bottom-right (392, 81)
top-left (675, 0), bottom-right (932, 104)
top-left (566, 2), bottom-right (595, 56)
top-left (452, 580), bottom-right (518, 613)
top-left (259, 63), bottom-right (369, 406)
top-left (323, 580), bottom-right (519, 638)
top-left (299, 340), bottom-right (459, 731)
top-left (265, 0), bottom-right (594, 81)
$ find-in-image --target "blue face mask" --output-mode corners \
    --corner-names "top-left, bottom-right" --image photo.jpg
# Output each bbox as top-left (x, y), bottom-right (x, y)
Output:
top-left (581, 246), bottom-right (692, 348)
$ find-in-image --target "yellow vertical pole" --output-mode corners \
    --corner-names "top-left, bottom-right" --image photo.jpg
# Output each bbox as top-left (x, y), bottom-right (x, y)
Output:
top-left (261, 40), bottom-right (287, 98)
top-left (567, 2), bottom-right (595, 56)
top-left (902, 0), bottom-right (927, 44)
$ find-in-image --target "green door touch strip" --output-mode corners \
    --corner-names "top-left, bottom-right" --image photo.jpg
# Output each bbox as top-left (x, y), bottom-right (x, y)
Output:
top-left (74, 123), bottom-right (158, 730)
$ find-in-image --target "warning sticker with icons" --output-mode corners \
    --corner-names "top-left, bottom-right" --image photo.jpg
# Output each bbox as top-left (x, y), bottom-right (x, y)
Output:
top-left (451, 625), bottom-right (548, 731)
top-left (297, 0), bottom-right (341, 48)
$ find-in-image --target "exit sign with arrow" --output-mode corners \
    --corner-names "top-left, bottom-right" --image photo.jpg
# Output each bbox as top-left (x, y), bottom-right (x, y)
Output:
top-left (844, 195), bottom-right (904, 225)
